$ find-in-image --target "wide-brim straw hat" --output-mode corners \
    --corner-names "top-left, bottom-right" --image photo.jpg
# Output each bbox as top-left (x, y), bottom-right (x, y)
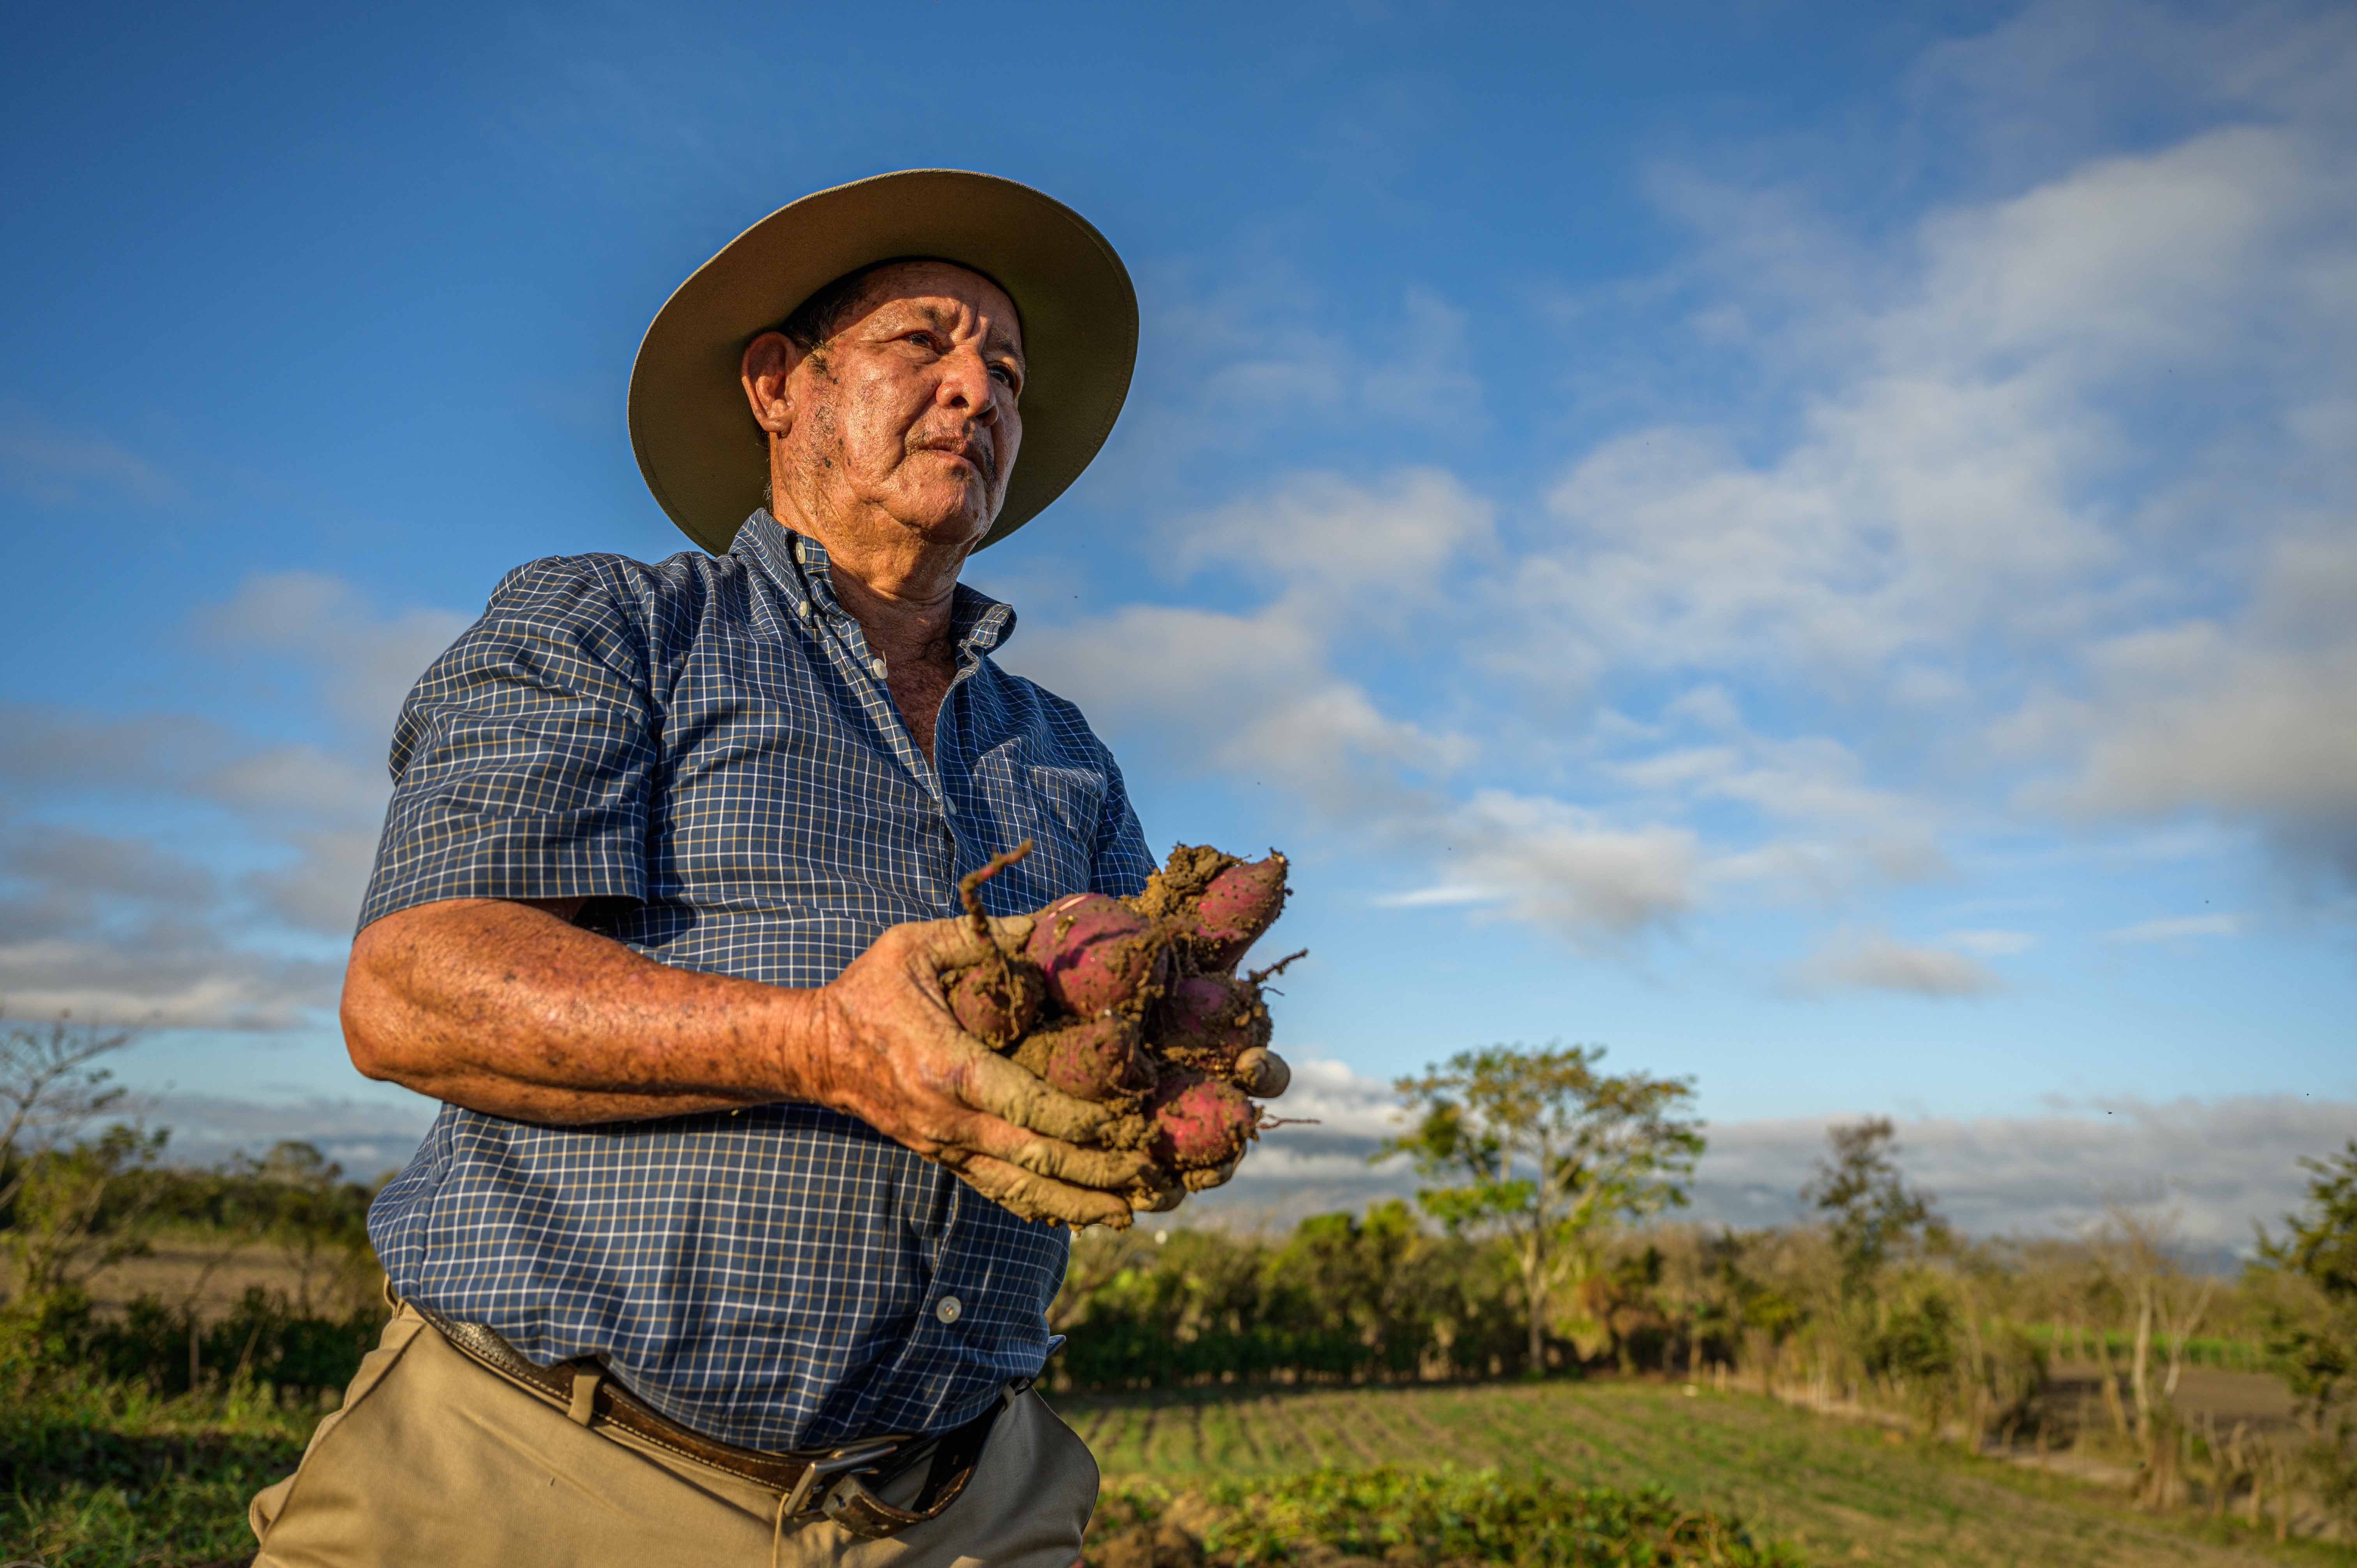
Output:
top-left (628, 169), bottom-right (1138, 555)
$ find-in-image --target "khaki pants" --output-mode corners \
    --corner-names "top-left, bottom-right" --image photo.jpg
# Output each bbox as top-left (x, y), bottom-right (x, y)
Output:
top-left (248, 1306), bottom-right (1097, 1568)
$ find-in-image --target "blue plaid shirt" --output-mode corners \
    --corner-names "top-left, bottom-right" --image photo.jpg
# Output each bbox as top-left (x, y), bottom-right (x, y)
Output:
top-left (359, 509), bottom-right (1154, 1451)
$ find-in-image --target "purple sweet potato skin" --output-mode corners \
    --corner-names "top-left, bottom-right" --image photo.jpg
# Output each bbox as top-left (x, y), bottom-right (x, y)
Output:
top-left (948, 961), bottom-right (1045, 1049)
top-left (1024, 893), bottom-right (1171, 1015)
top-left (1189, 855), bottom-right (1289, 971)
top-left (1047, 1018), bottom-right (1155, 1101)
top-left (1011, 1017), bottom-right (1151, 1102)
top-left (1156, 974), bottom-right (1271, 1072)
top-left (1146, 1070), bottom-right (1255, 1169)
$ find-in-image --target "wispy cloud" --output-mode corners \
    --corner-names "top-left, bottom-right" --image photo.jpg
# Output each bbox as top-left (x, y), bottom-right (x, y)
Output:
top-left (2106, 913), bottom-right (2246, 943)
top-left (1945, 929), bottom-right (2036, 956)
top-left (0, 572), bottom-right (467, 1029)
top-left (1371, 884), bottom-right (1500, 909)
top-left (1788, 930), bottom-right (2005, 999)
top-left (0, 408), bottom-right (177, 508)
top-left (1198, 1059), bottom-right (2353, 1253)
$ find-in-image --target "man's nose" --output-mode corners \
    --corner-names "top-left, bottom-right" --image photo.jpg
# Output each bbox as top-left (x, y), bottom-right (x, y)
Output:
top-left (935, 345), bottom-right (1000, 421)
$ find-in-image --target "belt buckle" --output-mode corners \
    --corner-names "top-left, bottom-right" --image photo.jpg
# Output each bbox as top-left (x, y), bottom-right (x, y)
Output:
top-left (780, 1436), bottom-right (907, 1517)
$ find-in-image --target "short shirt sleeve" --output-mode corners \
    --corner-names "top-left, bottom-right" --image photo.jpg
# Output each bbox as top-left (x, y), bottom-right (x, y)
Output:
top-left (358, 558), bottom-right (657, 931)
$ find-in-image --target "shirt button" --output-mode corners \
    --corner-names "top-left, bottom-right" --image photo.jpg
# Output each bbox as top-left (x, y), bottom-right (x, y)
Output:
top-left (935, 1295), bottom-right (963, 1325)
top-left (870, 659), bottom-right (887, 678)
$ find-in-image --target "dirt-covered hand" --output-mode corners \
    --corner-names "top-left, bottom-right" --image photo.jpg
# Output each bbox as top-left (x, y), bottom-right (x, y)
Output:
top-left (807, 915), bottom-right (1170, 1228)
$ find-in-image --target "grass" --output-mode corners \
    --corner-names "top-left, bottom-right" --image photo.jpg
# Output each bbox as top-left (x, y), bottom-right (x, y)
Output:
top-left (6, 1374), bottom-right (2351, 1566)
top-left (1062, 1378), bottom-right (2356, 1568)
top-left (0, 1380), bottom-right (315, 1567)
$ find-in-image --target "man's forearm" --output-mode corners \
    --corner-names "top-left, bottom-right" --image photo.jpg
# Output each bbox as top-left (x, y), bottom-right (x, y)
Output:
top-left (343, 894), bottom-right (1161, 1226)
top-left (343, 898), bottom-right (829, 1124)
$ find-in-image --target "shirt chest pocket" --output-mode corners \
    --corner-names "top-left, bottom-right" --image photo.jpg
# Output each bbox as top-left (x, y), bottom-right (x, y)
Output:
top-left (956, 748), bottom-right (1107, 906)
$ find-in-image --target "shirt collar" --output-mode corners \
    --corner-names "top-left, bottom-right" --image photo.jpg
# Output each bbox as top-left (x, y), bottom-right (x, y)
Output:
top-left (731, 509), bottom-right (1017, 658)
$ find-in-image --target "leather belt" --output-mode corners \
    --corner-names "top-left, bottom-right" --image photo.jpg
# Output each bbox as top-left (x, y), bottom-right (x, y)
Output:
top-left (407, 1300), bottom-right (1004, 1539)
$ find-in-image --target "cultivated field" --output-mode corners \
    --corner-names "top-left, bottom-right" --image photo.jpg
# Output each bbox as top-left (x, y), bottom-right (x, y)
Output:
top-left (1066, 1379), bottom-right (2351, 1568)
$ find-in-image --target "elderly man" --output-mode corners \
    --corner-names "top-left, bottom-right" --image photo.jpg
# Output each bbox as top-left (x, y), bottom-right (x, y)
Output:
top-left (246, 171), bottom-right (1273, 1568)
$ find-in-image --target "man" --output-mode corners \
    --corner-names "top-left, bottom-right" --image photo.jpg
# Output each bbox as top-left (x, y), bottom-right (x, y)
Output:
top-left (247, 170), bottom-right (1280, 1568)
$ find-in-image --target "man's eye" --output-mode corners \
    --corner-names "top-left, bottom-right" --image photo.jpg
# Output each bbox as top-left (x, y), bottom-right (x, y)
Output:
top-left (905, 332), bottom-right (938, 350)
top-left (989, 365), bottom-right (1015, 387)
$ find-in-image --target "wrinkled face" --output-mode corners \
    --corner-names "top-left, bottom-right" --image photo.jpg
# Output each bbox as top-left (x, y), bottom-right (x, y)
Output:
top-left (745, 260), bottom-right (1026, 553)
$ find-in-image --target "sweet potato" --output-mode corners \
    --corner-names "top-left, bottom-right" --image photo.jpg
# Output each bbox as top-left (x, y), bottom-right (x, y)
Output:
top-left (1154, 973), bottom-right (1271, 1074)
top-left (1130, 843), bottom-right (1242, 922)
top-left (1187, 853), bottom-right (1289, 971)
top-left (947, 959), bottom-right (1047, 1050)
top-left (1145, 1068), bottom-right (1256, 1171)
top-left (1011, 1016), bottom-right (1155, 1104)
top-left (1024, 893), bottom-right (1172, 1016)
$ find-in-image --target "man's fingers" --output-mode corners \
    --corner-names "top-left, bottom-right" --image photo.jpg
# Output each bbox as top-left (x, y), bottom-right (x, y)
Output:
top-left (956, 1051), bottom-right (1123, 1144)
top-left (947, 1153), bottom-right (1136, 1230)
top-left (1181, 1156), bottom-right (1242, 1193)
top-left (903, 913), bottom-right (1035, 973)
top-left (1131, 1180), bottom-right (1186, 1213)
top-left (946, 1106), bottom-right (1160, 1191)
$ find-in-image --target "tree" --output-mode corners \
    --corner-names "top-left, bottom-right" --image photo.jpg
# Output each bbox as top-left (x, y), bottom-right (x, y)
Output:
top-left (1383, 1043), bottom-right (1704, 1373)
top-left (1801, 1117), bottom-right (1945, 1300)
top-left (2095, 1204), bottom-right (2219, 1443)
top-left (0, 1011), bottom-right (137, 1217)
top-left (4, 1121), bottom-right (171, 1300)
top-left (2253, 1140), bottom-right (2357, 1529)
top-left (1, 1012), bottom-right (161, 1309)
top-left (231, 1141), bottom-right (376, 1315)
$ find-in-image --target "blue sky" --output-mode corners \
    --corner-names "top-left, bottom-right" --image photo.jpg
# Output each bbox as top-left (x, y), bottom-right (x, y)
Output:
top-left (3, 0), bottom-right (2351, 1244)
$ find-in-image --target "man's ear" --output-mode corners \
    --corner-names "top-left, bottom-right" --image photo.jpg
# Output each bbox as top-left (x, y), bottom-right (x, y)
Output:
top-left (740, 332), bottom-right (805, 435)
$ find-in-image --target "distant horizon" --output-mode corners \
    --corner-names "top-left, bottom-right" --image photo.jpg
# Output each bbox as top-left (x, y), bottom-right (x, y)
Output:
top-left (99, 1060), bottom-right (2346, 1265)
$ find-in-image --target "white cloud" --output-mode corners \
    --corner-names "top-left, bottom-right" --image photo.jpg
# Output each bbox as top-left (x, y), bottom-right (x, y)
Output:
top-left (1178, 466), bottom-right (1495, 602)
top-left (1436, 791), bottom-right (1700, 942)
top-left (1371, 884), bottom-right (1500, 909)
top-left (0, 572), bottom-right (469, 1028)
top-left (1196, 1055), bottom-right (2354, 1255)
top-left (1514, 122), bottom-right (2354, 693)
top-left (1694, 1094), bottom-right (2356, 1254)
top-left (1014, 599), bottom-right (1466, 816)
top-left (2036, 537), bottom-right (2357, 879)
top-left (2107, 913), bottom-right (2246, 943)
top-left (199, 571), bottom-right (470, 741)
top-left (1790, 930), bottom-right (2004, 998)
top-left (1944, 928), bottom-right (2035, 956)
top-left (0, 407), bottom-right (177, 507)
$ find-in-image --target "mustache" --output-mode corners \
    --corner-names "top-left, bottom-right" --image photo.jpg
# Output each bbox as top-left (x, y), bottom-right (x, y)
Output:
top-left (906, 426), bottom-right (997, 482)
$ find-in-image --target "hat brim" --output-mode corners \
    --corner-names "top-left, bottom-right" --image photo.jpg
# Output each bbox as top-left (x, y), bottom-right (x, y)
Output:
top-left (628, 170), bottom-right (1138, 555)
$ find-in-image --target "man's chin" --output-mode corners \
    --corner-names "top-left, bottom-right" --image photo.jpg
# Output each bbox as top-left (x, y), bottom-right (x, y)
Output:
top-left (882, 496), bottom-right (996, 552)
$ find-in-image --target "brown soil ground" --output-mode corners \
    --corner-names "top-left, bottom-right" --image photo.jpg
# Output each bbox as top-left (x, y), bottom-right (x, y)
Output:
top-left (3, 1235), bottom-right (370, 1318)
top-left (2039, 1358), bottom-right (2304, 1441)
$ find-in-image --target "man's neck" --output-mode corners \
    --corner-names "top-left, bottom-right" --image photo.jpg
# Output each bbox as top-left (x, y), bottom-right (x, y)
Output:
top-left (826, 554), bottom-right (958, 671)
top-left (793, 531), bottom-right (967, 763)
top-left (773, 503), bottom-right (966, 668)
